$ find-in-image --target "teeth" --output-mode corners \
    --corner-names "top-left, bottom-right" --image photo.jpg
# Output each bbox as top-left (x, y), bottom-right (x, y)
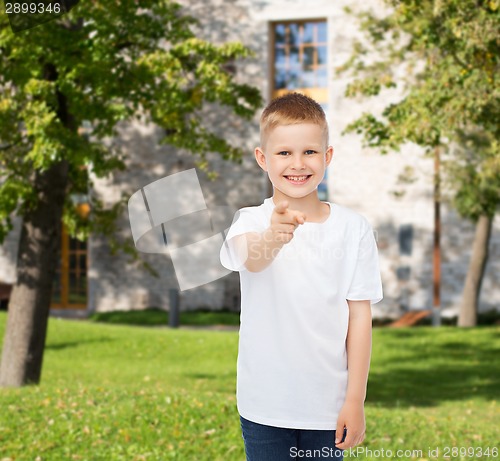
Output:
top-left (287, 176), bottom-right (308, 181)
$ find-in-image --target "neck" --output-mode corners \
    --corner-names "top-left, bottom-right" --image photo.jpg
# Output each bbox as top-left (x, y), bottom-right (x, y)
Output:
top-left (271, 190), bottom-right (324, 215)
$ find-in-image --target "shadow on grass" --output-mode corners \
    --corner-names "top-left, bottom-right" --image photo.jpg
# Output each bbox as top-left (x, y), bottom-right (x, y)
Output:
top-left (368, 328), bottom-right (500, 408)
top-left (46, 337), bottom-right (115, 351)
top-left (184, 372), bottom-right (218, 380)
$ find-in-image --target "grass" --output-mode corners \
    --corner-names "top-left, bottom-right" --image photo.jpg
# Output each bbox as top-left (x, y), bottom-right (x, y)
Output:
top-left (0, 312), bottom-right (499, 461)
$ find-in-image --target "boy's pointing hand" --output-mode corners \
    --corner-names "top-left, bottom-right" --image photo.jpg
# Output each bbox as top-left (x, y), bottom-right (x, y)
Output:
top-left (269, 201), bottom-right (306, 243)
top-left (274, 201), bottom-right (306, 224)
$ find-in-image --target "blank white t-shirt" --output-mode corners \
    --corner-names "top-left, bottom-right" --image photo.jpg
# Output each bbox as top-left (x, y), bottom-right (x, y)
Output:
top-left (220, 198), bottom-right (383, 430)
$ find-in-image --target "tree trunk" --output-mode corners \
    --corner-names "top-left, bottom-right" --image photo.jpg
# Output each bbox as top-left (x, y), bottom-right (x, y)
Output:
top-left (0, 160), bottom-right (69, 386)
top-left (457, 214), bottom-right (493, 327)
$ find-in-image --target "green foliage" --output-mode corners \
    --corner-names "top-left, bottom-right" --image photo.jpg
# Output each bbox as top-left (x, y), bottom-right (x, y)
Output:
top-left (443, 132), bottom-right (500, 220)
top-left (338, 0), bottom-right (499, 220)
top-left (0, 1), bottom-right (262, 249)
top-left (0, 313), bottom-right (499, 460)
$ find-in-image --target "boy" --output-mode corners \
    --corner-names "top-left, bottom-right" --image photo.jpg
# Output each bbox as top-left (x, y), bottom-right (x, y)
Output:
top-left (220, 92), bottom-right (383, 460)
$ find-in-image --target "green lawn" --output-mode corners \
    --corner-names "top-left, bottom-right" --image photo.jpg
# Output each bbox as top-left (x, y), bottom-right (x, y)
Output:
top-left (0, 312), bottom-right (498, 461)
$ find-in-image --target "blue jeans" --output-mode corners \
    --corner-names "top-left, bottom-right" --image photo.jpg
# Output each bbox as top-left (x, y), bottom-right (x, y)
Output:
top-left (240, 415), bottom-right (344, 461)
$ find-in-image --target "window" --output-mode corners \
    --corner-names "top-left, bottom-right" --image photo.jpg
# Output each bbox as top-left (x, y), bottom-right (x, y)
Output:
top-left (51, 203), bottom-right (89, 309)
top-left (272, 20), bottom-right (328, 102)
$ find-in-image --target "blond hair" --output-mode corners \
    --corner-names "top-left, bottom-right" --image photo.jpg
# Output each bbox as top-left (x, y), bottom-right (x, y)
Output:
top-left (260, 92), bottom-right (329, 148)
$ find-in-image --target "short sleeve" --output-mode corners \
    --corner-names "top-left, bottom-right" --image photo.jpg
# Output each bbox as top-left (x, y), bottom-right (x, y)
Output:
top-left (346, 222), bottom-right (383, 304)
top-left (219, 208), bottom-right (267, 272)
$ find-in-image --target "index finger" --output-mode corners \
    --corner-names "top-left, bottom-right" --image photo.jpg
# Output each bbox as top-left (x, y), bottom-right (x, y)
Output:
top-left (274, 201), bottom-right (289, 214)
top-left (294, 212), bottom-right (306, 225)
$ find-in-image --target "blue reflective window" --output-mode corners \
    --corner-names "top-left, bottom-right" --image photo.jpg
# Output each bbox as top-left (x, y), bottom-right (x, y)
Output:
top-left (303, 23), bottom-right (314, 43)
top-left (317, 46), bottom-right (327, 66)
top-left (288, 70), bottom-right (300, 89)
top-left (273, 20), bottom-right (328, 96)
top-left (289, 51), bottom-right (300, 67)
top-left (316, 68), bottom-right (328, 87)
top-left (275, 68), bottom-right (287, 89)
top-left (301, 70), bottom-right (315, 88)
top-left (275, 47), bottom-right (286, 66)
top-left (317, 22), bottom-right (327, 42)
top-left (303, 46), bottom-right (314, 68)
top-left (288, 23), bottom-right (299, 46)
top-left (275, 24), bottom-right (286, 45)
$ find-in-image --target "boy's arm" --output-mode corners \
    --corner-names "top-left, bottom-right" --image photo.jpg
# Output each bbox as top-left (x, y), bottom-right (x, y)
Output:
top-left (335, 299), bottom-right (372, 449)
top-left (236, 229), bottom-right (287, 273)
top-left (345, 299), bottom-right (372, 402)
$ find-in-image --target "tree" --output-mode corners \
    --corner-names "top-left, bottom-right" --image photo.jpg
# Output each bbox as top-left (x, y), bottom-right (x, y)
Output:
top-left (337, 0), bottom-right (499, 326)
top-left (0, 1), bottom-right (262, 387)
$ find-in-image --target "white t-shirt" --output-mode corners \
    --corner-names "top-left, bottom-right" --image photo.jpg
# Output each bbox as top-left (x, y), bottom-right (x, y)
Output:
top-left (220, 198), bottom-right (383, 430)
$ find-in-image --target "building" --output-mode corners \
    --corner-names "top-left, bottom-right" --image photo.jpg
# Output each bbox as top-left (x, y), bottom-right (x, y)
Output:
top-left (1, 0), bottom-right (499, 319)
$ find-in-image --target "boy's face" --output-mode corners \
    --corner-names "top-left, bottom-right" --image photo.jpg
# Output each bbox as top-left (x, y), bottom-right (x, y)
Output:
top-left (255, 123), bottom-right (333, 201)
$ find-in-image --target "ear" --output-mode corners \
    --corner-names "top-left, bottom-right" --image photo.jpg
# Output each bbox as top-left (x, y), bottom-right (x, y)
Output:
top-left (254, 147), bottom-right (268, 172)
top-left (325, 145), bottom-right (334, 167)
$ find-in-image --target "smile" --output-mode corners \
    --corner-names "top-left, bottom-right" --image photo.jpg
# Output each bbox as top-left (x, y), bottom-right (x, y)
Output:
top-left (284, 175), bottom-right (312, 184)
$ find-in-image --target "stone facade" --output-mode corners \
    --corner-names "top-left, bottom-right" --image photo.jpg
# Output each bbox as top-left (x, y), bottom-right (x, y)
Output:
top-left (1, 0), bottom-right (499, 318)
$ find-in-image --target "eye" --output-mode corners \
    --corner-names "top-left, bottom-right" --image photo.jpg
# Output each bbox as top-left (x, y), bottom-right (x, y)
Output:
top-left (305, 150), bottom-right (317, 155)
top-left (277, 151), bottom-right (290, 156)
